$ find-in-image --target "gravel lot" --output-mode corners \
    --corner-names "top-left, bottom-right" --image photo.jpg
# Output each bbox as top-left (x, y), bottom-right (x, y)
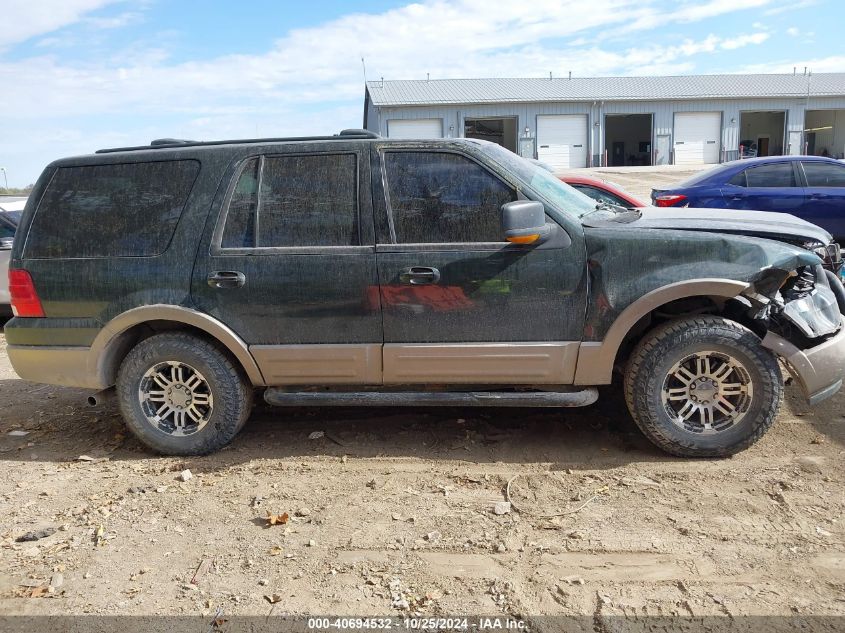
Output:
top-left (0, 167), bottom-right (843, 628)
top-left (562, 165), bottom-right (711, 201)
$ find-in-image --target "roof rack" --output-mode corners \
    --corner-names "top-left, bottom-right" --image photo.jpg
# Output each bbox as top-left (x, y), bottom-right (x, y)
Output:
top-left (95, 129), bottom-right (381, 154)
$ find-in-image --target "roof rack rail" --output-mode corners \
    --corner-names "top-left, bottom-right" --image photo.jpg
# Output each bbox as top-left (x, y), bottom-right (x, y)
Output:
top-left (95, 129), bottom-right (382, 154)
top-left (338, 129), bottom-right (380, 138)
top-left (150, 138), bottom-right (195, 146)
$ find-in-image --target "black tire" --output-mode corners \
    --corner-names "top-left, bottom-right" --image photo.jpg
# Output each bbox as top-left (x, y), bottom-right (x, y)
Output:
top-left (116, 332), bottom-right (253, 455)
top-left (624, 316), bottom-right (782, 458)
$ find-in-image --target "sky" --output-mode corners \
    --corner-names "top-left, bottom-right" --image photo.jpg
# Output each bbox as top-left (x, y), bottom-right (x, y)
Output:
top-left (1, 0), bottom-right (843, 186)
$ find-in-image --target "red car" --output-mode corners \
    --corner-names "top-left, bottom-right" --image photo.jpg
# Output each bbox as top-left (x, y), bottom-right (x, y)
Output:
top-left (560, 175), bottom-right (647, 209)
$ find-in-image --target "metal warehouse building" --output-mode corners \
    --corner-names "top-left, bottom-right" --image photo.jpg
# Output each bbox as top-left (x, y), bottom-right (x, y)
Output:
top-left (363, 72), bottom-right (845, 169)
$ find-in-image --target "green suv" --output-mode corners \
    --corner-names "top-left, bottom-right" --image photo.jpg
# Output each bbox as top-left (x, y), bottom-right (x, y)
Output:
top-left (6, 130), bottom-right (845, 456)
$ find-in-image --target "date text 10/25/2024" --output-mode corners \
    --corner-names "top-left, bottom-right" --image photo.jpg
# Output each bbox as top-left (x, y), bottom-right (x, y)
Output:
top-left (306, 617), bottom-right (526, 630)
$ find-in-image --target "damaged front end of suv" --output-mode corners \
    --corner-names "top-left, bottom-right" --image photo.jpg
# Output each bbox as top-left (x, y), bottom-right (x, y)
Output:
top-left (745, 250), bottom-right (845, 405)
top-left (584, 211), bottom-right (845, 408)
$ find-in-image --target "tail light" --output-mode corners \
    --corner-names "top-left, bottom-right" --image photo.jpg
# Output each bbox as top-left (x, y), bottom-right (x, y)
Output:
top-left (654, 194), bottom-right (688, 207)
top-left (9, 269), bottom-right (45, 317)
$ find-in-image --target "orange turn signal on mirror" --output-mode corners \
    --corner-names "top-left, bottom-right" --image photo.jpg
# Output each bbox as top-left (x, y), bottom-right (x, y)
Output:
top-left (506, 234), bottom-right (540, 244)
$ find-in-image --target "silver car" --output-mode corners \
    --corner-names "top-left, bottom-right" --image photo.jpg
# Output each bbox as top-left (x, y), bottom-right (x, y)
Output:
top-left (0, 198), bottom-right (26, 315)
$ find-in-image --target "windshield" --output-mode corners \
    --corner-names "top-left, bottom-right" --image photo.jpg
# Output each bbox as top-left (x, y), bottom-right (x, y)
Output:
top-left (476, 143), bottom-right (599, 218)
top-left (4, 210), bottom-right (22, 226)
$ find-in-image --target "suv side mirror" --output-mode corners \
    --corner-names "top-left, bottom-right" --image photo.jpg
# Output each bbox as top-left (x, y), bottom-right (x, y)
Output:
top-left (0, 237), bottom-right (13, 250)
top-left (501, 200), bottom-right (550, 245)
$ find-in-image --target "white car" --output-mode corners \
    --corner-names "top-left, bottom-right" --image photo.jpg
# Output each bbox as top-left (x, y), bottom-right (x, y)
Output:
top-left (0, 198), bottom-right (26, 315)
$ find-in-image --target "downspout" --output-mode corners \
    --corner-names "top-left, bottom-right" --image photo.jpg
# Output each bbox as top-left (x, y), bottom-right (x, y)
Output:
top-left (598, 101), bottom-right (605, 166)
top-left (591, 101), bottom-right (597, 167)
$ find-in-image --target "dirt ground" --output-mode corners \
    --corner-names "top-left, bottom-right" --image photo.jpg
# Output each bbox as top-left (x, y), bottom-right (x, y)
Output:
top-left (0, 323), bottom-right (843, 628)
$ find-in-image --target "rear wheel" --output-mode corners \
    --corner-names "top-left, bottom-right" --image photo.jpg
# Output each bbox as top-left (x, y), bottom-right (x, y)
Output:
top-left (116, 332), bottom-right (253, 455)
top-left (624, 316), bottom-right (782, 457)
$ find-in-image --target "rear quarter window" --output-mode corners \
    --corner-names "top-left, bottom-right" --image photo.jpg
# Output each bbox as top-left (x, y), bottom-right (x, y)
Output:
top-left (26, 160), bottom-right (200, 258)
top-left (802, 161), bottom-right (845, 187)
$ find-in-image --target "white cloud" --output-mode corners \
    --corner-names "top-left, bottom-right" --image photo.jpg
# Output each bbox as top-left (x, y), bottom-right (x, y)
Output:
top-left (764, 0), bottom-right (819, 15)
top-left (673, 0), bottom-right (771, 21)
top-left (605, 0), bottom-right (773, 35)
top-left (735, 56), bottom-right (845, 74)
top-left (0, 0), bottom-right (783, 184)
top-left (84, 11), bottom-right (143, 29)
top-left (0, 0), bottom-right (779, 121)
top-left (721, 32), bottom-right (770, 49)
top-left (0, 0), bottom-right (122, 48)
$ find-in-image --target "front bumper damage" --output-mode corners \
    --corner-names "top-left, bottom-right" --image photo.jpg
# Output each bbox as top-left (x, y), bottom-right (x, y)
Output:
top-left (750, 260), bottom-right (845, 405)
top-left (763, 318), bottom-right (845, 405)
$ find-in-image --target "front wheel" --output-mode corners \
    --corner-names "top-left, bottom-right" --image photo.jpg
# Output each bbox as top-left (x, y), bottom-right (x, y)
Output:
top-left (624, 316), bottom-right (783, 457)
top-left (116, 332), bottom-right (253, 455)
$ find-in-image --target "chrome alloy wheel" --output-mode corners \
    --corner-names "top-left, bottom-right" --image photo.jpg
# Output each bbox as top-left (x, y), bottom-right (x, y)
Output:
top-left (661, 351), bottom-right (753, 434)
top-left (138, 361), bottom-right (213, 436)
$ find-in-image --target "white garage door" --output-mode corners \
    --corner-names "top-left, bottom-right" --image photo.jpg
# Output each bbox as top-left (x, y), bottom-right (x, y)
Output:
top-left (674, 112), bottom-right (721, 165)
top-left (537, 115), bottom-right (588, 170)
top-left (387, 119), bottom-right (443, 139)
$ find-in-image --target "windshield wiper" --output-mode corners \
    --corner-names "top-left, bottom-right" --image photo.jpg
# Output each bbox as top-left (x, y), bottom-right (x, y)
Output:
top-left (595, 201), bottom-right (628, 214)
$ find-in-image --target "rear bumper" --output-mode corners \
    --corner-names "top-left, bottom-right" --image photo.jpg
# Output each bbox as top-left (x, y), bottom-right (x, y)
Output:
top-left (6, 345), bottom-right (102, 390)
top-left (762, 318), bottom-right (845, 405)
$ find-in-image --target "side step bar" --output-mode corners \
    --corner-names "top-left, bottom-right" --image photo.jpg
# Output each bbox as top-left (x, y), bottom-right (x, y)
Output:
top-left (264, 388), bottom-right (599, 408)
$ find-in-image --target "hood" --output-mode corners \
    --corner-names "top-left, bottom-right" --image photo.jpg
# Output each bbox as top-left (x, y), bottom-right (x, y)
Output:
top-left (583, 206), bottom-right (833, 246)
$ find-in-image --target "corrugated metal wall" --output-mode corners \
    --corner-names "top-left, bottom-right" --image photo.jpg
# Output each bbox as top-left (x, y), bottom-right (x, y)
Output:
top-left (368, 95), bottom-right (845, 165)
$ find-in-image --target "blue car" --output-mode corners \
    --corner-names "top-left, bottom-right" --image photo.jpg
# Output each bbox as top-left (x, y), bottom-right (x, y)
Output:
top-left (652, 156), bottom-right (845, 241)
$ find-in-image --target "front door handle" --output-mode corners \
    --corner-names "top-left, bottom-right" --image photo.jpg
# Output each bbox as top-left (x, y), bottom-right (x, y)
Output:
top-left (399, 266), bottom-right (441, 285)
top-left (207, 271), bottom-right (246, 289)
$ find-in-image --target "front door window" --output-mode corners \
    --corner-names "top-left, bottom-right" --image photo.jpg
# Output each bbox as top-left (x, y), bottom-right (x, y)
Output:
top-left (381, 151), bottom-right (516, 244)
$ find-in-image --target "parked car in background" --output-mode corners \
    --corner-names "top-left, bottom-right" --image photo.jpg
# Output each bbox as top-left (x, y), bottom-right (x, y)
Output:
top-left (561, 175), bottom-right (647, 209)
top-left (652, 156), bottom-right (845, 241)
top-left (0, 198), bottom-right (26, 316)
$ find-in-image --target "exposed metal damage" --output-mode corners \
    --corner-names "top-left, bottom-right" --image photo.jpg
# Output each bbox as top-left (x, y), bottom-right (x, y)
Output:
top-left (742, 251), bottom-right (845, 405)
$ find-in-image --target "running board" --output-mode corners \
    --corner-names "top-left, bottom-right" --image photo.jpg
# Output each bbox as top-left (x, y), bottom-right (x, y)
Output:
top-left (263, 388), bottom-right (599, 408)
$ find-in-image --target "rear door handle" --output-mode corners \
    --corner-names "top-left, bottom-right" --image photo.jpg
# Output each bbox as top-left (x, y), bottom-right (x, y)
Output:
top-left (207, 271), bottom-right (246, 289)
top-left (399, 266), bottom-right (441, 285)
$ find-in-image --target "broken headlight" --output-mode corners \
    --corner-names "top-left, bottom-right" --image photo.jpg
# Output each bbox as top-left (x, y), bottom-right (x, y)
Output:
top-left (777, 265), bottom-right (841, 339)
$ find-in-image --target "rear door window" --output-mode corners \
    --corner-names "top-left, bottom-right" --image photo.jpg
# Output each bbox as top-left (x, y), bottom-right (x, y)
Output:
top-left (220, 153), bottom-right (359, 249)
top-left (802, 162), bottom-right (845, 187)
top-left (743, 163), bottom-right (796, 188)
top-left (27, 160), bottom-right (200, 258)
top-left (728, 171), bottom-right (747, 187)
